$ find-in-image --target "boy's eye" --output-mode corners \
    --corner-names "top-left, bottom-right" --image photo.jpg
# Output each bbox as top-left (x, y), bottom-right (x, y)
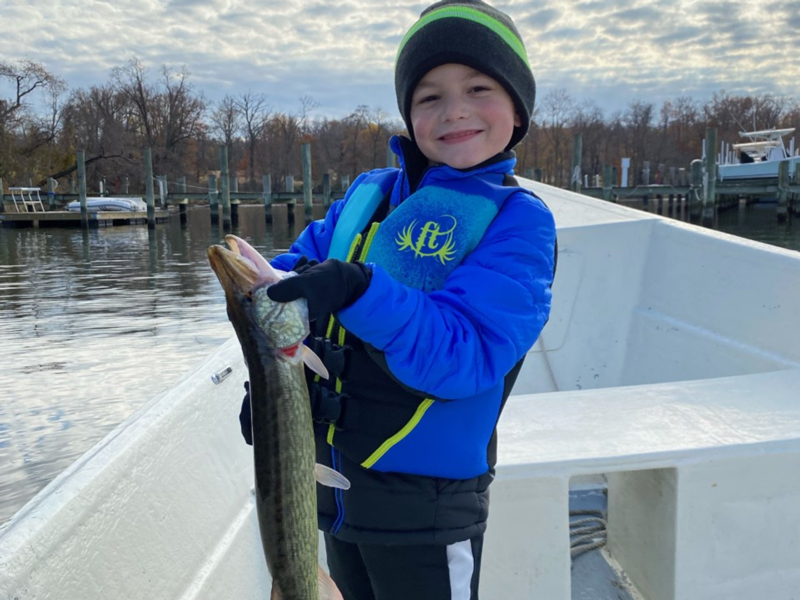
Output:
top-left (416, 94), bottom-right (439, 104)
top-left (469, 85), bottom-right (491, 94)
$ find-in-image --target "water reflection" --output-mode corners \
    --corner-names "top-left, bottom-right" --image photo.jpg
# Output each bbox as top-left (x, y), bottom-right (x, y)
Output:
top-left (0, 205), bottom-right (299, 525)
top-left (713, 202), bottom-right (800, 252)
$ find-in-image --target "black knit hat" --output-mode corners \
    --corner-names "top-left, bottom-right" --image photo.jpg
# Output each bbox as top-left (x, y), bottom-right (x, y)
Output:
top-left (395, 0), bottom-right (535, 150)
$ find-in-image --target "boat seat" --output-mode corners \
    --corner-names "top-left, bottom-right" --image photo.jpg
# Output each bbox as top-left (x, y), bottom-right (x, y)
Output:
top-left (483, 367), bottom-right (800, 600)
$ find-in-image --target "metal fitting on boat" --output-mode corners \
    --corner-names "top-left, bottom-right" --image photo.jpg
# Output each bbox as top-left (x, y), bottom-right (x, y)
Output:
top-left (211, 367), bottom-right (233, 384)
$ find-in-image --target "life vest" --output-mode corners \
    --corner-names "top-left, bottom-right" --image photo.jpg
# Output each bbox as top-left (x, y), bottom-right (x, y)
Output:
top-left (307, 165), bottom-right (537, 480)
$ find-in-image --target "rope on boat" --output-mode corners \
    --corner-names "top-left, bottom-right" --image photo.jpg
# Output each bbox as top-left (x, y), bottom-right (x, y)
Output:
top-left (569, 509), bottom-right (607, 560)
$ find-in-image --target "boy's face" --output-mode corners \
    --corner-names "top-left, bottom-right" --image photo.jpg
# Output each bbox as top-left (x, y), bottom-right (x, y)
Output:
top-left (409, 63), bottom-right (520, 170)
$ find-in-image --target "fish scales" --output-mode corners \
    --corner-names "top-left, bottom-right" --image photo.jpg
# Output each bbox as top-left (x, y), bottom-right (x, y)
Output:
top-left (251, 343), bottom-right (318, 599)
top-left (239, 289), bottom-right (319, 600)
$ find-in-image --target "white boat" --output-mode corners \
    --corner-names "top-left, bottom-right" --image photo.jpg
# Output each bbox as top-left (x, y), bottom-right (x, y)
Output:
top-left (2, 181), bottom-right (800, 600)
top-left (718, 127), bottom-right (800, 181)
top-left (66, 197), bottom-right (148, 212)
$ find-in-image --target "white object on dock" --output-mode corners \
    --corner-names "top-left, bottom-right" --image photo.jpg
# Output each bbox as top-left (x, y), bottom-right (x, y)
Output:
top-left (66, 197), bottom-right (147, 212)
top-left (8, 187), bottom-right (45, 213)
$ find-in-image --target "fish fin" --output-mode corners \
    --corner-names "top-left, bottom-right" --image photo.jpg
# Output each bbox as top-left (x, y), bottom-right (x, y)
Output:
top-left (318, 565), bottom-right (344, 600)
top-left (315, 464), bottom-right (351, 490)
top-left (270, 580), bottom-right (281, 600)
top-left (301, 345), bottom-right (329, 380)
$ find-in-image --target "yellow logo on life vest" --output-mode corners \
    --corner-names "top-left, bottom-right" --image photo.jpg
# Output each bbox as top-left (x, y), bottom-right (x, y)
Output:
top-left (395, 216), bottom-right (457, 264)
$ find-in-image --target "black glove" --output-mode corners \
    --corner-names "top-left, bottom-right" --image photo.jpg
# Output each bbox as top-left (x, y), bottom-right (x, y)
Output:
top-left (267, 259), bottom-right (372, 329)
top-left (239, 381), bottom-right (253, 446)
top-left (291, 255), bottom-right (319, 275)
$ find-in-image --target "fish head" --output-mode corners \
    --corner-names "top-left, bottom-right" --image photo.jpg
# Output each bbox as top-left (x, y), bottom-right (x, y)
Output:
top-left (208, 235), bottom-right (310, 355)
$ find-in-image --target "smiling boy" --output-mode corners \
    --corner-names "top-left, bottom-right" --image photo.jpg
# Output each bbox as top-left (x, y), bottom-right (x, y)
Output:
top-left (241, 1), bottom-right (557, 598)
top-left (411, 63), bottom-right (521, 169)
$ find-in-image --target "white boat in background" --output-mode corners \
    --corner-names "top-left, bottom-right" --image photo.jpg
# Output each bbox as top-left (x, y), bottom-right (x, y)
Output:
top-left (718, 127), bottom-right (800, 181)
top-left (66, 197), bottom-right (148, 212)
top-left (3, 181), bottom-right (800, 600)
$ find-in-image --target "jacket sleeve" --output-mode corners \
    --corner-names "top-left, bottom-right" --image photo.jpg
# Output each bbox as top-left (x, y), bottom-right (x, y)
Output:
top-left (337, 192), bottom-right (556, 400)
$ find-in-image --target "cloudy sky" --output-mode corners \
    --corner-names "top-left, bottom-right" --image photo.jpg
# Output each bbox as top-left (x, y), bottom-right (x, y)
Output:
top-left (2, 0), bottom-right (798, 121)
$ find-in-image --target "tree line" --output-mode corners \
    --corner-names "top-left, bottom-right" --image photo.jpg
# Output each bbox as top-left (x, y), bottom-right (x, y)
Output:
top-left (2, 57), bottom-right (799, 194)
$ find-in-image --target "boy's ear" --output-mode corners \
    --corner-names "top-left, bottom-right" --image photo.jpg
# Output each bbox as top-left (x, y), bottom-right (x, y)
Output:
top-left (514, 112), bottom-right (522, 128)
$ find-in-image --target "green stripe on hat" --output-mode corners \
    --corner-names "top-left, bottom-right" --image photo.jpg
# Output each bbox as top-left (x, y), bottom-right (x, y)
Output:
top-left (396, 5), bottom-right (530, 68)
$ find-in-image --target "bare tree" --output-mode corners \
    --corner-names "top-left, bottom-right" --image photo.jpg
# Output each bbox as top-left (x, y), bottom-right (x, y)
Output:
top-left (210, 95), bottom-right (241, 149)
top-left (571, 100), bottom-right (606, 178)
top-left (236, 91), bottom-right (271, 187)
top-left (298, 95), bottom-right (319, 137)
top-left (112, 57), bottom-right (156, 148)
top-left (0, 59), bottom-right (60, 124)
top-left (540, 89), bottom-right (575, 186)
top-left (159, 66), bottom-right (206, 173)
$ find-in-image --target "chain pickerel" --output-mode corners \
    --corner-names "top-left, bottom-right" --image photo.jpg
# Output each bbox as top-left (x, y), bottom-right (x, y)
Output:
top-left (208, 235), bottom-right (348, 600)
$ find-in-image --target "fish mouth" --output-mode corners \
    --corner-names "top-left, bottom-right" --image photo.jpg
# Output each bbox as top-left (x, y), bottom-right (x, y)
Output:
top-left (207, 235), bottom-right (281, 297)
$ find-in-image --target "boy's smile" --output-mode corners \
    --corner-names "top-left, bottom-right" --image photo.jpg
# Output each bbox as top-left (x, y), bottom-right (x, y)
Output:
top-left (410, 63), bottom-right (521, 170)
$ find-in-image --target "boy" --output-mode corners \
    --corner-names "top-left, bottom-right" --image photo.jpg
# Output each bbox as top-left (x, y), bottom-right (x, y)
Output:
top-left (242, 1), bottom-right (556, 598)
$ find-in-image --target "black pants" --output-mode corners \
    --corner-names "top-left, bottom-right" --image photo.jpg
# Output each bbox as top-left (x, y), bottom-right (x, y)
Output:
top-left (323, 533), bottom-right (484, 600)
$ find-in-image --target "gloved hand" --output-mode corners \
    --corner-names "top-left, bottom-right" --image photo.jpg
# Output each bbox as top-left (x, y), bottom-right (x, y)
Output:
top-left (267, 259), bottom-right (372, 329)
top-left (239, 381), bottom-right (253, 446)
top-left (291, 255), bottom-right (319, 275)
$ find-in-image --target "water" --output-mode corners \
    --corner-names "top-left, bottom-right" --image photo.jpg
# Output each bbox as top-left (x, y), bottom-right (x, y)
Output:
top-left (713, 202), bottom-right (800, 252)
top-left (0, 205), bottom-right (304, 526)
top-left (0, 200), bottom-right (798, 527)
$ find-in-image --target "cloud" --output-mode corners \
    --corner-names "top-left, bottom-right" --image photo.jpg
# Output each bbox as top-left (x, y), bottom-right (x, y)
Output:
top-left (1, 0), bottom-right (797, 122)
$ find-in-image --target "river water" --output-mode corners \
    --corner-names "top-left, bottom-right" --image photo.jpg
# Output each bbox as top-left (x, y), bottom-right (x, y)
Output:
top-left (0, 205), bottom-right (308, 526)
top-left (0, 201), bottom-right (798, 526)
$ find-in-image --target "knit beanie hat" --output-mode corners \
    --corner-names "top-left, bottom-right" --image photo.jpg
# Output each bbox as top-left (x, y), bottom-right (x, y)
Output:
top-left (395, 0), bottom-right (535, 150)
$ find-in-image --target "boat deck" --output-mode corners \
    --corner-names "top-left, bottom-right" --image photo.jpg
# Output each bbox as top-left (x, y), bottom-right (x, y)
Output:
top-left (3, 181), bottom-right (800, 599)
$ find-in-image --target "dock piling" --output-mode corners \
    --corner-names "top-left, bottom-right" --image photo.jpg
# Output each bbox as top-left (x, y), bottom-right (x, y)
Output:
top-left (302, 143), bottom-right (313, 223)
top-left (157, 175), bottom-right (167, 209)
top-left (286, 175), bottom-right (295, 224)
top-left (571, 134), bottom-right (582, 193)
top-left (78, 150), bottom-right (89, 229)
top-left (792, 163), bottom-right (800, 217)
top-left (143, 148), bottom-right (155, 229)
top-left (702, 128), bottom-right (718, 226)
top-left (323, 173), bottom-right (331, 208)
top-left (219, 145), bottom-right (231, 230)
top-left (208, 174), bottom-right (218, 224)
top-left (263, 175), bottom-right (273, 224)
top-left (178, 177), bottom-right (187, 225)
top-left (689, 159), bottom-right (703, 221)
top-left (602, 165), bottom-right (613, 202)
top-left (777, 160), bottom-right (789, 223)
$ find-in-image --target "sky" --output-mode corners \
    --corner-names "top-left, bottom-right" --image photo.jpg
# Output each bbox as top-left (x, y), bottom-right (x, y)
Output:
top-left (2, 0), bottom-right (799, 123)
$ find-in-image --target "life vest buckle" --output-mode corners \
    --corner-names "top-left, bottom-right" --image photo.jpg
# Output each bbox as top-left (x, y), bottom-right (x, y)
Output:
top-left (309, 384), bottom-right (348, 430)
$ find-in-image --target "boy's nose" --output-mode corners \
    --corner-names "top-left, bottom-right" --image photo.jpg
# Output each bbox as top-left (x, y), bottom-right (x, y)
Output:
top-left (441, 96), bottom-right (469, 122)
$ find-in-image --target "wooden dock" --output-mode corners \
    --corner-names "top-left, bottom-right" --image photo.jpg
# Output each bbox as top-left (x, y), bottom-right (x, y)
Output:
top-left (0, 209), bottom-right (170, 228)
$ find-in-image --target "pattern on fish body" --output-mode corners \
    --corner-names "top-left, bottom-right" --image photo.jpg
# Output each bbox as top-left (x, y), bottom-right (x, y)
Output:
top-left (208, 237), bottom-right (342, 600)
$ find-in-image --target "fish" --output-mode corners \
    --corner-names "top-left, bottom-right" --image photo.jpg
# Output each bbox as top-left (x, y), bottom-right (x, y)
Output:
top-left (208, 235), bottom-right (348, 600)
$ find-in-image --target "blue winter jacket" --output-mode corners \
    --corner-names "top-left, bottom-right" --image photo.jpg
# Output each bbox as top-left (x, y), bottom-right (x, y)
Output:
top-left (272, 136), bottom-right (556, 484)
